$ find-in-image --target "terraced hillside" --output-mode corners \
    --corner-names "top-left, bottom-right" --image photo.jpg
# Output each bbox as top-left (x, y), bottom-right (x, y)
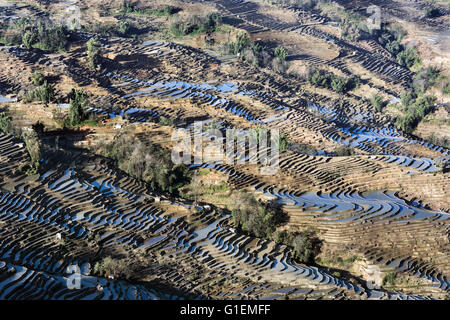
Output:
top-left (0, 0), bottom-right (448, 300)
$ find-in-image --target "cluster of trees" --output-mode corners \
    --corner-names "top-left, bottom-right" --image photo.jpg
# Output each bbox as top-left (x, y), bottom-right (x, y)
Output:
top-left (370, 94), bottom-right (385, 112)
top-left (101, 134), bottom-right (191, 196)
top-left (170, 12), bottom-right (221, 37)
top-left (424, 7), bottom-right (442, 18)
top-left (338, 11), bottom-right (367, 42)
top-left (0, 113), bottom-right (42, 173)
top-left (395, 66), bottom-right (440, 133)
top-left (251, 125), bottom-right (291, 152)
top-left (333, 145), bottom-right (355, 157)
top-left (425, 134), bottom-right (449, 149)
top-left (382, 272), bottom-right (397, 287)
top-left (83, 20), bottom-right (140, 39)
top-left (412, 66), bottom-right (440, 94)
top-left (231, 192), bottom-right (287, 239)
top-left (396, 94), bottom-right (436, 133)
top-left (435, 159), bottom-right (449, 173)
top-left (308, 69), bottom-right (359, 93)
top-left (120, 1), bottom-right (180, 17)
top-left (264, 0), bottom-right (317, 9)
top-left (93, 256), bottom-right (133, 280)
top-left (87, 38), bottom-right (102, 69)
top-left (0, 112), bottom-right (14, 135)
top-left (18, 19), bottom-right (69, 52)
top-left (373, 25), bottom-right (420, 69)
top-left (25, 72), bottom-right (56, 104)
top-left (292, 143), bottom-right (317, 156)
top-left (273, 230), bottom-right (320, 264)
top-left (223, 33), bottom-right (289, 73)
top-left (22, 129), bottom-right (42, 172)
top-left (68, 89), bottom-right (89, 126)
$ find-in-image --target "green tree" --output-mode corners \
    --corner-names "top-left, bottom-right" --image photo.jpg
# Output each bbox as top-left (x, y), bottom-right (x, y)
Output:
top-left (68, 89), bottom-right (88, 126)
top-left (22, 30), bottom-right (36, 49)
top-left (274, 46), bottom-right (288, 61)
top-left (31, 71), bottom-right (45, 86)
top-left (292, 233), bottom-right (315, 263)
top-left (22, 129), bottom-right (42, 170)
top-left (370, 94), bottom-right (384, 112)
top-left (87, 38), bottom-right (101, 69)
top-left (0, 112), bottom-right (13, 134)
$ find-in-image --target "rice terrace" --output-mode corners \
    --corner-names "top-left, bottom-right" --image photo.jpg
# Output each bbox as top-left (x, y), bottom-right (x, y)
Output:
top-left (0, 0), bottom-right (448, 306)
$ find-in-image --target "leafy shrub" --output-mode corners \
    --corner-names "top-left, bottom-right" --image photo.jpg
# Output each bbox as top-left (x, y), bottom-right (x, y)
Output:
top-left (382, 272), bottom-right (397, 286)
top-left (370, 94), bottom-right (384, 112)
top-left (231, 192), bottom-right (286, 239)
top-left (333, 145), bottom-right (354, 156)
top-left (20, 21), bottom-right (69, 52)
top-left (0, 112), bottom-right (13, 134)
top-left (412, 66), bottom-right (439, 94)
top-left (308, 69), bottom-right (358, 93)
top-left (31, 71), bottom-right (45, 86)
top-left (101, 134), bottom-right (191, 196)
top-left (22, 129), bottom-right (42, 170)
top-left (397, 47), bottom-right (420, 69)
top-left (274, 46), bottom-right (288, 61)
top-left (25, 81), bottom-right (55, 104)
top-left (87, 38), bottom-right (102, 69)
top-left (68, 89), bottom-right (89, 126)
top-left (401, 90), bottom-right (417, 108)
top-left (119, 1), bottom-right (180, 17)
top-left (170, 13), bottom-right (221, 37)
top-left (94, 256), bottom-right (133, 280)
top-left (159, 116), bottom-right (174, 127)
top-left (425, 8), bottom-right (441, 18)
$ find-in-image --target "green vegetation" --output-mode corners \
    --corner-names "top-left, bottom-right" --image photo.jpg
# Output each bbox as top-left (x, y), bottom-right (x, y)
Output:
top-left (31, 71), bottom-right (45, 86)
top-left (22, 129), bottom-right (42, 172)
top-left (308, 69), bottom-right (359, 93)
top-left (68, 89), bottom-right (89, 126)
top-left (119, 1), bottom-right (180, 17)
top-left (265, 0), bottom-right (317, 9)
top-left (278, 133), bottom-right (290, 152)
top-left (273, 230), bottom-right (320, 264)
top-left (209, 181), bottom-right (229, 193)
top-left (274, 46), bottom-right (288, 61)
top-left (292, 143), bottom-right (317, 156)
top-left (291, 233), bottom-right (316, 263)
top-left (401, 90), bottom-right (417, 108)
top-left (94, 256), bottom-right (133, 280)
top-left (25, 81), bottom-right (55, 104)
top-left (333, 145), bottom-right (355, 157)
top-left (370, 94), bottom-right (385, 112)
top-left (396, 47), bottom-right (420, 69)
top-left (15, 20), bottom-right (69, 52)
top-left (425, 8), bottom-right (441, 18)
top-left (394, 66), bottom-right (441, 133)
top-left (425, 134), bottom-right (449, 149)
top-left (170, 12), bottom-right (221, 37)
top-left (159, 116), bottom-right (174, 127)
top-left (87, 38), bottom-right (102, 69)
top-left (222, 33), bottom-right (289, 73)
top-left (101, 134), bottom-right (191, 196)
top-left (231, 192), bottom-right (286, 239)
top-left (412, 66), bottom-right (440, 94)
top-left (0, 112), bottom-right (14, 135)
top-left (435, 159), bottom-right (449, 173)
top-left (382, 272), bottom-right (397, 286)
top-left (396, 95), bottom-right (436, 134)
